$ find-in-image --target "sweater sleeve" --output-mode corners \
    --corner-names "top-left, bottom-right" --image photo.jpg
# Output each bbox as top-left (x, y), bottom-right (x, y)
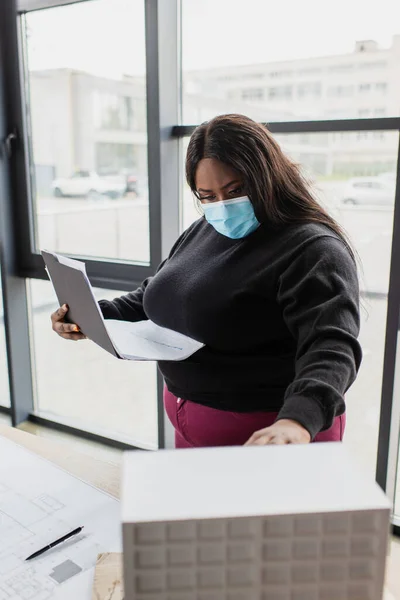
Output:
top-left (98, 274), bottom-right (154, 322)
top-left (98, 223), bottom-right (195, 322)
top-left (275, 235), bottom-right (362, 439)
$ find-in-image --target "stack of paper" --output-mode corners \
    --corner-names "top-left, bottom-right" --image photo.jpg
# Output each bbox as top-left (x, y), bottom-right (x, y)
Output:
top-left (0, 437), bottom-right (121, 600)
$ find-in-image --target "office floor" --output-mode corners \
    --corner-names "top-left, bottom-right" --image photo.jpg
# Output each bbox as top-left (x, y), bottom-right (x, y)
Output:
top-left (1, 413), bottom-right (399, 600)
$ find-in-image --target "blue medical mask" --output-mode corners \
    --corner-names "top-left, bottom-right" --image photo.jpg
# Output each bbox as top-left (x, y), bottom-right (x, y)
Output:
top-left (202, 196), bottom-right (260, 239)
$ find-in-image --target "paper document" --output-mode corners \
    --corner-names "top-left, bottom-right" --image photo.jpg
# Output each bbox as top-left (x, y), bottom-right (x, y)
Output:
top-left (0, 436), bottom-right (121, 600)
top-left (42, 249), bottom-right (204, 361)
top-left (105, 319), bottom-right (204, 360)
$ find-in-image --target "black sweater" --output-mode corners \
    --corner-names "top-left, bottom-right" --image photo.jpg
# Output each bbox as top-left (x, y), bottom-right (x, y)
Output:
top-left (99, 218), bottom-right (362, 439)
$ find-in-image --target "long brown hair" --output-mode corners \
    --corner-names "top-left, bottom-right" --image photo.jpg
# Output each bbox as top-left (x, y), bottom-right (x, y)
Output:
top-left (186, 113), bottom-right (354, 258)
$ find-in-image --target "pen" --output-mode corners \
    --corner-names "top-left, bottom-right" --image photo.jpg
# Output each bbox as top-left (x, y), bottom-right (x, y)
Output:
top-left (25, 526), bottom-right (84, 561)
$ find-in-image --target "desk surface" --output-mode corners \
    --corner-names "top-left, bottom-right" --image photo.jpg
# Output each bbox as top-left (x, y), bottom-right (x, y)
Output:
top-left (1, 424), bottom-right (399, 600)
top-left (0, 424), bottom-right (120, 498)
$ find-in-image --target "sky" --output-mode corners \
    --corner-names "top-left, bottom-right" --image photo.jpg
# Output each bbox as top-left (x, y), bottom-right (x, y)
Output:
top-left (26, 0), bottom-right (400, 77)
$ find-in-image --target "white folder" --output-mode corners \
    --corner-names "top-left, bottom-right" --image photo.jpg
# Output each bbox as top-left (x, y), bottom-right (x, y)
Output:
top-left (41, 250), bottom-right (204, 361)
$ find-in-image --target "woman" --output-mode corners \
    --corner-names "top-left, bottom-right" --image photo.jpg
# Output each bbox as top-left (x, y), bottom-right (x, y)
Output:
top-left (51, 114), bottom-right (362, 448)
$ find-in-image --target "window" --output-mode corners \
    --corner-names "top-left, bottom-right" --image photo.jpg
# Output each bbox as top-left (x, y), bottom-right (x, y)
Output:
top-left (236, 72), bottom-right (265, 80)
top-left (329, 63), bottom-right (354, 72)
top-left (326, 110), bottom-right (351, 118)
top-left (0, 0), bottom-right (399, 518)
top-left (359, 109), bottom-right (370, 117)
top-left (181, 129), bottom-right (399, 479)
top-left (0, 275), bottom-right (10, 408)
top-left (182, 0), bottom-right (400, 122)
top-left (268, 85), bottom-right (293, 100)
top-left (297, 82), bottom-right (321, 98)
top-left (375, 82), bottom-right (388, 92)
top-left (16, 0), bottom-right (157, 448)
top-left (375, 108), bottom-right (386, 117)
top-left (29, 279), bottom-right (158, 448)
top-left (297, 67), bottom-right (323, 75)
top-left (359, 61), bottom-right (387, 69)
top-left (272, 132), bottom-right (398, 479)
top-left (241, 88), bottom-right (265, 101)
top-left (270, 70), bottom-right (293, 78)
top-left (24, 0), bottom-right (149, 263)
top-left (94, 93), bottom-right (134, 130)
top-left (215, 75), bottom-right (234, 81)
top-left (181, 1), bottom-right (400, 482)
top-left (328, 85), bottom-right (354, 97)
top-left (247, 73), bottom-right (265, 79)
top-left (96, 142), bottom-right (135, 174)
top-left (396, 436), bottom-right (400, 530)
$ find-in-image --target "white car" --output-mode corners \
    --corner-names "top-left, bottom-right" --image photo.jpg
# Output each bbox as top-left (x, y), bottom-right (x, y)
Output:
top-left (52, 170), bottom-right (126, 199)
top-left (342, 176), bottom-right (395, 206)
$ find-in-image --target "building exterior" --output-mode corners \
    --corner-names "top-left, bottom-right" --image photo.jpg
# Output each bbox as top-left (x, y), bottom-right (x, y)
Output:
top-left (29, 68), bottom-right (147, 196)
top-left (29, 36), bottom-right (400, 197)
top-left (184, 36), bottom-right (400, 178)
top-left (184, 36), bottom-right (400, 122)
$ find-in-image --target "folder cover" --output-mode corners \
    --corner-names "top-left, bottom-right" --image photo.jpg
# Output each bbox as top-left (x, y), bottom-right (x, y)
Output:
top-left (41, 250), bottom-right (204, 362)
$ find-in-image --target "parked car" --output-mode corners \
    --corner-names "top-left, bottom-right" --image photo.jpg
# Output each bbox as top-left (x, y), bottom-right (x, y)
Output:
top-left (52, 170), bottom-right (126, 199)
top-left (112, 169), bottom-right (139, 196)
top-left (377, 171), bottom-right (396, 185)
top-left (341, 176), bottom-right (395, 206)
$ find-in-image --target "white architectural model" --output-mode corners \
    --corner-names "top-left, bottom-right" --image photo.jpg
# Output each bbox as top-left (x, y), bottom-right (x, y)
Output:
top-left (122, 443), bottom-right (390, 600)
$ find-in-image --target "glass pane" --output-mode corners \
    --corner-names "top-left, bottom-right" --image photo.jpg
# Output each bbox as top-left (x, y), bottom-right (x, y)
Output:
top-left (396, 443), bottom-right (400, 525)
top-left (181, 130), bottom-right (398, 477)
top-left (0, 273), bottom-right (11, 407)
top-left (182, 0), bottom-right (400, 122)
top-left (181, 137), bottom-right (201, 230)
top-left (29, 279), bottom-right (158, 449)
top-left (25, 0), bottom-right (149, 263)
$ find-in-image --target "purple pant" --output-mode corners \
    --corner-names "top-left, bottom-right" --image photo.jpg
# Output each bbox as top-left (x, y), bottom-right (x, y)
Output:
top-left (164, 387), bottom-right (346, 448)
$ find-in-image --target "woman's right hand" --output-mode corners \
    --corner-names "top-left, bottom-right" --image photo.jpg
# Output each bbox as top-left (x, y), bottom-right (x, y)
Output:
top-left (51, 304), bottom-right (86, 341)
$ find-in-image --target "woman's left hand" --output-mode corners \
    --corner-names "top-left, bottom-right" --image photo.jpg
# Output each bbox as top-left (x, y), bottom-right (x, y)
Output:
top-left (244, 419), bottom-right (311, 446)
